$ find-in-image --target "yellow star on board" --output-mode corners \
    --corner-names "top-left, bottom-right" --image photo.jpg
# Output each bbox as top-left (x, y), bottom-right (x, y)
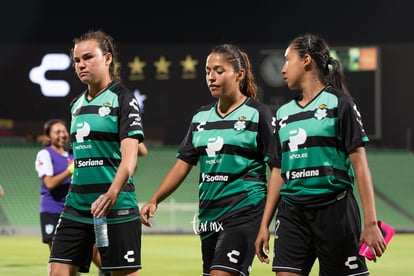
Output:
top-left (128, 57), bottom-right (146, 74)
top-left (154, 56), bottom-right (171, 74)
top-left (180, 55), bottom-right (198, 73)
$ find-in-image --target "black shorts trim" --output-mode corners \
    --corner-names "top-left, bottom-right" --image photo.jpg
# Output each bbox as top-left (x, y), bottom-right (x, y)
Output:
top-left (63, 205), bottom-right (139, 219)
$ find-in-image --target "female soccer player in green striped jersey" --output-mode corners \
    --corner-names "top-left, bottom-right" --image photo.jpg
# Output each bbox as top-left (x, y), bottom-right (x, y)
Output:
top-left (255, 33), bottom-right (388, 276)
top-left (140, 44), bottom-right (279, 276)
top-left (48, 29), bottom-right (144, 276)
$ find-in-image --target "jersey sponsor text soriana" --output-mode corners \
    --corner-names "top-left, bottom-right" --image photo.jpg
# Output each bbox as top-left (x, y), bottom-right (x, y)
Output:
top-left (63, 82), bottom-right (144, 224)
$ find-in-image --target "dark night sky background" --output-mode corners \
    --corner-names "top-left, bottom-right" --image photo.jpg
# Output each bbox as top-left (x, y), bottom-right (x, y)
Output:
top-left (2, 1), bottom-right (414, 45)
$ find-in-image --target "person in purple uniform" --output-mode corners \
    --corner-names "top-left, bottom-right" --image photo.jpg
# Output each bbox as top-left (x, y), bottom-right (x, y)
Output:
top-left (35, 119), bottom-right (74, 250)
top-left (36, 118), bottom-right (110, 276)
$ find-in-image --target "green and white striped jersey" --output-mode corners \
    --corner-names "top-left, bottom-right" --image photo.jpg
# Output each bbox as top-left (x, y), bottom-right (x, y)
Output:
top-left (275, 86), bottom-right (369, 207)
top-left (63, 82), bottom-right (144, 224)
top-left (177, 97), bottom-right (277, 237)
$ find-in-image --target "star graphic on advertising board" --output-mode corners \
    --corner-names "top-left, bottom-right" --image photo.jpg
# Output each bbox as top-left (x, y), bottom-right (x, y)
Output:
top-left (133, 89), bottom-right (147, 112)
top-left (154, 56), bottom-right (171, 74)
top-left (180, 55), bottom-right (198, 73)
top-left (128, 57), bottom-right (146, 74)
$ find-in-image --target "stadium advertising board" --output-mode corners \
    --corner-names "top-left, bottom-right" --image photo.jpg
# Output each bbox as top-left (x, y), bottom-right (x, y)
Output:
top-left (0, 44), bottom-right (380, 144)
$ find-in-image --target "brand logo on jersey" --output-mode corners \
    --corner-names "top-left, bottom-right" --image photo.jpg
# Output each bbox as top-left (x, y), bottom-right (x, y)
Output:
top-left (271, 116), bottom-right (277, 133)
top-left (74, 144), bottom-right (92, 150)
top-left (123, 250), bottom-right (135, 263)
top-left (314, 104), bottom-right (328, 120)
top-left (77, 159), bottom-right (104, 167)
top-left (98, 102), bottom-right (112, 117)
top-left (279, 116), bottom-right (288, 128)
top-left (234, 116), bottom-right (247, 131)
top-left (227, 250), bottom-right (240, 264)
top-left (129, 98), bottom-right (140, 112)
top-left (345, 256), bottom-right (359, 270)
top-left (288, 128), bottom-right (307, 152)
top-left (197, 121), bottom-right (206, 132)
top-left (130, 120), bottom-right (142, 127)
top-left (75, 122), bottom-right (91, 142)
top-left (353, 104), bottom-right (365, 130)
top-left (128, 112), bottom-right (142, 127)
top-left (205, 136), bottom-right (224, 157)
top-left (289, 153), bottom-right (308, 159)
top-left (286, 168), bottom-right (320, 180)
top-left (45, 224), bottom-right (54, 235)
top-left (118, 209), bottom-right (130, 216)
top-left (128, 113), bottom-right (140, 118)
top-left (29, 53), bottom-right (71, 97)
top-left (201, 173), bottom-right (229, 182)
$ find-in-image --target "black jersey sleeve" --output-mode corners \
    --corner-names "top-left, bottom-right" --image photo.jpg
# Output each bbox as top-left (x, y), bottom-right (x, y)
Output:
top-left (338, 95), bottom-right (369, 153)
top-left (256, 102), bottom-right (279, 168)
top-left (176, 121), bottom-right (199, 166)
top-left (116, 84), bottom-right (144, 142)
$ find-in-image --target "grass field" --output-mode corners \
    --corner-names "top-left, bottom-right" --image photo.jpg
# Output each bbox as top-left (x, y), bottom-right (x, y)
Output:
top-left (1, 146), bottom-right (413, 275)
top-left (0, 233), bottom-right (412, 275)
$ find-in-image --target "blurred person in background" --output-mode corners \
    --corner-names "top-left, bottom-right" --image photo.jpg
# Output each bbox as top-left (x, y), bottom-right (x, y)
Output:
top-left (35, 118), bottom-right (73, 251)
top-left (140, 43), bottom-right (278, 276)
top-left (255, 33), bottom-right (387, 276)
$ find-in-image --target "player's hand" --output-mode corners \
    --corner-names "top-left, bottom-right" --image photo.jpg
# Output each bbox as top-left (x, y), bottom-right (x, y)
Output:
top-left (91, 192), bottom-right (117, 218)
top-left (359, 221), bottom-right (387, 262)
top-left (140, 202), bottom-right (157, 227)
top-left (255, 227), bottom-right (271, 264)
